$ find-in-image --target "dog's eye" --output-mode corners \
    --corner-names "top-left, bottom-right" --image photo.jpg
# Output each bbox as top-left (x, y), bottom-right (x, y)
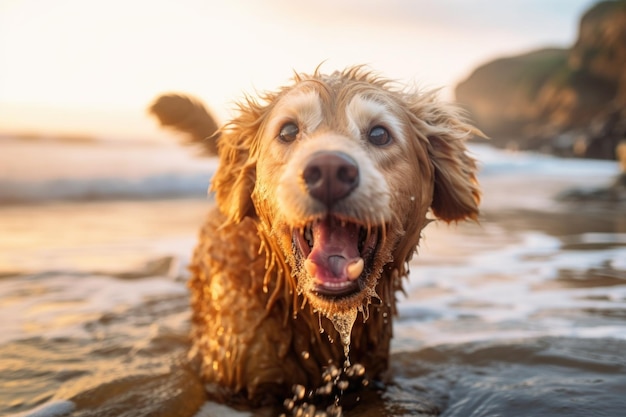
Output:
top-left (367, 126), bottom-right (391, 146)
top-left (278, 122), bottom-right (299, 143)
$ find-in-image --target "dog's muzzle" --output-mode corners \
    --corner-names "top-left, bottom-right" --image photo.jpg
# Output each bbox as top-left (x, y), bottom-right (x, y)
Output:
top-left (292, 150), bottom-right (381, 299)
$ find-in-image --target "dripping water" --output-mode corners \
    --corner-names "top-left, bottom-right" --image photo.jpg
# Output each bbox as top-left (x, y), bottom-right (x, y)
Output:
top-left (330, 308), bottom-right (357, 366)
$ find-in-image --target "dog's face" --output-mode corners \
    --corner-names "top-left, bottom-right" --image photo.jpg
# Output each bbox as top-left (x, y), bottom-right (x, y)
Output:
top-left (212, 68), bottom-right (480, 317)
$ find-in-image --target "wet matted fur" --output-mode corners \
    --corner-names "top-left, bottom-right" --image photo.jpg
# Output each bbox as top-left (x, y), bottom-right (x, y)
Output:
top-left (150, 66), bottom-right (480, 405)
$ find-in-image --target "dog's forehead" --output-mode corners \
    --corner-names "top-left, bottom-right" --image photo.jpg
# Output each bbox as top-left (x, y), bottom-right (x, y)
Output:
top-left (268, 88), bottom-right (325, 134)
top-left (272, 87), bottom-right (321, 117)
top-left (345, 94), bottom-right (404, 138)
top-left (271, 77), bottom-right (405, 132)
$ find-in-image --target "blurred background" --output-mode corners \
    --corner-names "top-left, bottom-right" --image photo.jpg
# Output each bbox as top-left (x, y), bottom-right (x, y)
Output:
top-left (0, 0), bottom-right (610, 140)
top-left (1, 1), bottom-right (625, 417)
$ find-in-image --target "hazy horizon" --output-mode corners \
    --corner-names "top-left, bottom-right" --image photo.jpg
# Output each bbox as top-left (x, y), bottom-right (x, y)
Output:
top-left (0, 0), bottom-right (598, 141)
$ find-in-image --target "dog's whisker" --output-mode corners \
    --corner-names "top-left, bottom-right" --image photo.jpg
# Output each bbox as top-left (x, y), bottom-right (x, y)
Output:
top-left (379, 215), bottom-right (388, 246)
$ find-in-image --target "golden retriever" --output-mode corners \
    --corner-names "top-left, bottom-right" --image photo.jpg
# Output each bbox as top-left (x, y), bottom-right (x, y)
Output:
top-left (150, 66), bottom-right (480, 406)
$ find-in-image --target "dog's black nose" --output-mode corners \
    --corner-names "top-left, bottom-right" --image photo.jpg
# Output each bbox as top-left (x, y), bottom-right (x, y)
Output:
top-left (302, 151), bottom-right (359, 206)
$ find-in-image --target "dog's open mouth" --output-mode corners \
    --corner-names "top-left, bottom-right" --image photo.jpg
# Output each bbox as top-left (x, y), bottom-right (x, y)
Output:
top-left (294, 216), bottom-right (379, 299)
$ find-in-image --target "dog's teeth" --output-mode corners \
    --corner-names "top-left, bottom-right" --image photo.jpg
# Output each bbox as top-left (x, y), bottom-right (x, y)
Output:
top-left (304, 225), bottom-right (313, 247)
top-left (304, 259), bottom-right (318, 277)
top-left (346, 258), bottom-right (364, 280)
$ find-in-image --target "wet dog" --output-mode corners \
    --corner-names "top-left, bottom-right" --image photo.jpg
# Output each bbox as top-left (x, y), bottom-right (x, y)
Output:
top-left (150, 66), bottom-right (480, 405)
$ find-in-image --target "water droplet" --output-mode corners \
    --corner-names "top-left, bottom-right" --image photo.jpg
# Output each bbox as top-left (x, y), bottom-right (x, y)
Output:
top-left (331, 404), bottom-right (343, 416)
top-left (348, 363), bottom-right (365, 377)
top-left (283, 398), bottom-right (295, 411)
top-left (315, 381), bottom-right (333, 396)
top-left (337, 380), bottom-right (349, 391)
top-left (293, 384), bottom-right (306, 400)
top-left (303, 404), bottom-right (316, 416)
top-left (301, 351), bottom-right (310, 360)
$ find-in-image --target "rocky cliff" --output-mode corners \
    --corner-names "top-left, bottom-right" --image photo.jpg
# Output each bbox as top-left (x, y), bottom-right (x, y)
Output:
top-left (455, 0), bottom-right (626, 160)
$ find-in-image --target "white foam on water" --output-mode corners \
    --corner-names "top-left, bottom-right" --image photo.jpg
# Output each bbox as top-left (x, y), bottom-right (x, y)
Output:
top-left (193, 401), bottom-right (252, 417)
top-left (0, 139), bottom-right (217, 202)
top-left (0, 273), bottom-right (188, 344)
top-left (8, 400), bottom-right (75, 417)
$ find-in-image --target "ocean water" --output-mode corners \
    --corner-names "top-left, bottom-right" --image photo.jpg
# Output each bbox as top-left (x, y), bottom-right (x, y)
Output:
top-left (1, 139), bottom-right (625, 416)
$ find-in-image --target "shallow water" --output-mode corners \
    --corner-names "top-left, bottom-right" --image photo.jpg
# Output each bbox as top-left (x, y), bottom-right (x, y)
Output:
top-left (1, 142), bottom-right (625, 416)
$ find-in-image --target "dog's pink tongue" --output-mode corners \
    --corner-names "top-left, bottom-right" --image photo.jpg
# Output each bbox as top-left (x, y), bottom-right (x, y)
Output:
top-left (304, 218), bottom-right (364, 282)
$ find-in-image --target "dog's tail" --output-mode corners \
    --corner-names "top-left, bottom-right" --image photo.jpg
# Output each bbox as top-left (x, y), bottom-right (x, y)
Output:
top-left (148, 94), bottom-right (220, 156)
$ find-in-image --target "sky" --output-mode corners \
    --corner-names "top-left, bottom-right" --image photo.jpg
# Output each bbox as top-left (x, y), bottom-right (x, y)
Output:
top-left (0, 0), bottom-right (599, 141)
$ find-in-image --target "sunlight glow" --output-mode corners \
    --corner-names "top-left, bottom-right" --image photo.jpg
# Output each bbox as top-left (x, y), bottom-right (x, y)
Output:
top-left (0, 0), bottom-right (596, 140)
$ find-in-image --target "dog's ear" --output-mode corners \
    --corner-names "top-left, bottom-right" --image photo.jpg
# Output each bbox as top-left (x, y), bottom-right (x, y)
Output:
top-left (428, 130), bottom-right (480, 222)
top-left (211, 97), bottom-right (267, 223)
top-left (409, 92), bottom-right (481, 222)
